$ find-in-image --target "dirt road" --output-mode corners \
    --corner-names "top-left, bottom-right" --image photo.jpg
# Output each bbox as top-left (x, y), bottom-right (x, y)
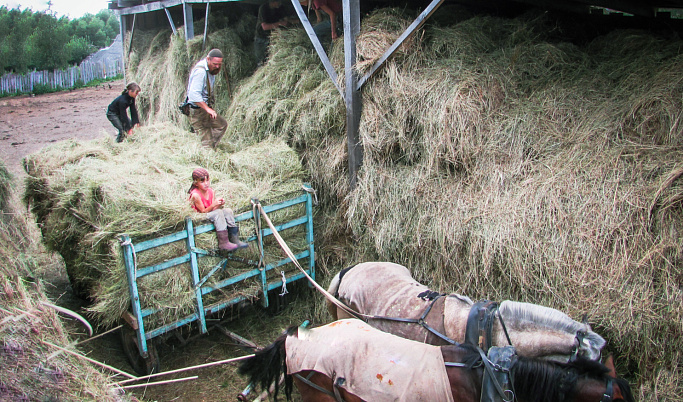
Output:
top-left (0, 81), bottom-right (123, 179)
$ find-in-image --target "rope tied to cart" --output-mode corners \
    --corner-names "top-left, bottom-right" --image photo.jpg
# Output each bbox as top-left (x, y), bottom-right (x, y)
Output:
top-left (253, 203), bottom-right (369, 321)
top-left (119, 237), bottom-right (138, 277)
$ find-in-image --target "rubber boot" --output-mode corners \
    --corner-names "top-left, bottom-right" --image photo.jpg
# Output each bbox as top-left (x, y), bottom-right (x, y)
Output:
top-left (216, 230), bottom-right (238, 252)
top-left (116, 131), bottom-right (125, 143)
top-left (227, 226), bottom-right (248, 249)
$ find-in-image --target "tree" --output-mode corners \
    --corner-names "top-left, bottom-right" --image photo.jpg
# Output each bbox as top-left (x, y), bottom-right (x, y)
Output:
top-left (0, 6), bottom-right (119, 73)
top-left (26, 13), bottom-right (70, 70)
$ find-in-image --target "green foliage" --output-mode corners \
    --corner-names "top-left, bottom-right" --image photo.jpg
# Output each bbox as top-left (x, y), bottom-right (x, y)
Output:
top-left (0, 6), bottom-right (118, 73)
top-left (65, 36), bottom-right (96, 65)
top-left (31, 82), bottom-right (58, 95)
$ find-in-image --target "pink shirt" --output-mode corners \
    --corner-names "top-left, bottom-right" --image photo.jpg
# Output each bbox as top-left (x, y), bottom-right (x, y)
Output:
top-left (189, 188), bottom-right (214, 212)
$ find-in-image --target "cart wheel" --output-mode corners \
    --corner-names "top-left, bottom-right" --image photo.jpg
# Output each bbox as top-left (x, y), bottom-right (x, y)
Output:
top-left (120, 325), bottom-right (160, 376)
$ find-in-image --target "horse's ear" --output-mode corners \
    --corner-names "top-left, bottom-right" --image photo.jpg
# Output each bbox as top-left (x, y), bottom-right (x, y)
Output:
top-left (604, 354), bottom-right (617, 377)
top-left (581, 313), bottom-right (588, 325)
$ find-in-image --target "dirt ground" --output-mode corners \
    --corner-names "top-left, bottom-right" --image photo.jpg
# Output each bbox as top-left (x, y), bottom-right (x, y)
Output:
top-left (0, 81), bottom-right (124, 180)
top-left (0, 83), bottom-right (307, 402)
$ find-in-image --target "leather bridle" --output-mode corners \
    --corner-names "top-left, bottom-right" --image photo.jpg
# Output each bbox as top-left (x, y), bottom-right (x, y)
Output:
top-left (601, 377), bottom-right (615, 402)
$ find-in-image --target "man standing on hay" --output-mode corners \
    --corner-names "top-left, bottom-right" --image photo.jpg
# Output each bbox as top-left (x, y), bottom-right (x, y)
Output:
top-left (254, 0), bottom-right (292, 66)
top-left (185, 48), bottom-right (228, 149)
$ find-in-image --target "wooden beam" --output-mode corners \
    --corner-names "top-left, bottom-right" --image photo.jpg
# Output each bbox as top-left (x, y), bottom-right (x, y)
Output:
top-left (165, 7), bottom-right (178, 35)
top-left (343, 0), bottom-right (362, 189)
top-left (290, 0), bottom-right (342, 97)
top-left (119, 14), bottom-right (127, 81)
top-left (203, 3), bottom-right (210, 50)
top-left (184, 2), bottom-right (195, 39)
top-left (569, 0), bottom-right (656, 16)
top-left (127, 13), bottom-right (137, 59)
top-left (116, 0), bottom-right (183, 15)
top-left (356, 0), bottom-right (444, 90)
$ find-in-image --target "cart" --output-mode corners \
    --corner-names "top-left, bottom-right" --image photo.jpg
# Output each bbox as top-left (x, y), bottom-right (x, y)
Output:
top-left (118, 184), bottom-right (316, 375)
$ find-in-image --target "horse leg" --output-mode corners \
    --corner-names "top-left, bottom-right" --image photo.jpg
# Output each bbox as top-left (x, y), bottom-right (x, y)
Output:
top-left (293, 371), bottom-right (363, 402)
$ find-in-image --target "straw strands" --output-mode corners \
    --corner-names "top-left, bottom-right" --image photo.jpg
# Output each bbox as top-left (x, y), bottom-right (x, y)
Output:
top-left (1, 162), bottom-right (126, 401)
top-left (222, 9), bottom-right (683, 399)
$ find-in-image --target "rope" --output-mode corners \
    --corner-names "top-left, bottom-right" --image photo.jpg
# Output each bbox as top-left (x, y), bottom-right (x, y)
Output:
top-left (251, 199), bottom-right (265, 270)
top-left (119, 237), bottom-right (138, 278)
top-left (301, 184), bottom-right (319, 206)
top-left (256, 203), bottom-right (369, 321)
top-left (279, 271), bottom-right (289, 296)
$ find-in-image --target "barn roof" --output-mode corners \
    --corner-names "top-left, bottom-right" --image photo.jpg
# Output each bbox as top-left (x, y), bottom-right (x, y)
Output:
top-left (109, 0), bottom-right (683, 18)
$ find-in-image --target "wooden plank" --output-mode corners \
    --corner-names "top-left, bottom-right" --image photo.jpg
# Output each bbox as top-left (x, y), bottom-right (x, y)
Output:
top-left (203, 3), bottom-right (210, 50)
top-left (127, 14), bottom-right (137, 59)
top-left (184, 3), bottom-right (195, 39)
top-left (122, 311), bottom-right (139, 330)
top-left (136, 254), bottom-right (192, 278)
top-left (214, 325), bottom-right (258, 349)
top-left (343, 0), bottom-right (362, 189)
top-left (164, 7), bottom-right (178, 35)
top-left (356, 0), bottom-right (444, 90)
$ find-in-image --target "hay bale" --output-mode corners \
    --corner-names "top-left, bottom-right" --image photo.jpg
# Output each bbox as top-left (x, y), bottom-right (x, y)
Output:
top-left (24, 125), bottom-right (306, 327)
top-left (222, 8), bottom-right (683, 399)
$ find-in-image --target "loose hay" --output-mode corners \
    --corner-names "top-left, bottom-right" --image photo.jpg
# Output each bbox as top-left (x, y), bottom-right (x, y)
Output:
top-left (1, 162), bottom-right (127, 401)
top-left (222, 8), bottom-right (683, 400)
top-left (23, 125), bottom-right (307, 328)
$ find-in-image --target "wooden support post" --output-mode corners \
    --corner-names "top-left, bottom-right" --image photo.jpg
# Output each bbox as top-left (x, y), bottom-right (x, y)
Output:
top-left (290, 0), bottom-right (342, 96)
top-left (165, 7), bottom-right (178, 35)
top-left (184, 2), bottom-right (194, 40)
top-left (127, 14), bottom-right (137, 60)
top-left (343, 0), bottom-right (362, 189)
top-left (203, 3), bottom-right (210, 50)
top-left (119, 14), bottom-right (127, 81)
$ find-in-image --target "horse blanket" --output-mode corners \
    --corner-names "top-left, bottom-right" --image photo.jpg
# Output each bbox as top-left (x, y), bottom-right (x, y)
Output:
top-left (332, 262), bottom-right (605, 361)
top-left (286, 319), bottom-right (455, 402)
top-left (336, 261), bottom-right (473, 345)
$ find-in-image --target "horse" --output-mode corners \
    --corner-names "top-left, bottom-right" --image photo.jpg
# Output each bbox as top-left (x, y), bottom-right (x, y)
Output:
top-left (326, 262), bottom-right (606, 362)
top-left (238, 319), bottom-right (634, 402)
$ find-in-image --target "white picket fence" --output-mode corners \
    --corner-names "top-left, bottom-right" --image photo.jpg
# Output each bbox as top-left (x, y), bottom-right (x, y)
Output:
top-left (0, 59), bottom-right (124, 95)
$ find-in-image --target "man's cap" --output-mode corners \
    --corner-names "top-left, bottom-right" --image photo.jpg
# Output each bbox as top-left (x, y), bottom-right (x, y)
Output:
top-left (207, 49), bottom-right (223, 59)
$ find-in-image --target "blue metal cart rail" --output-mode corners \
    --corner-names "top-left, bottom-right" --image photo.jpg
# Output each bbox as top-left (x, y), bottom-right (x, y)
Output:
top-left (118, 184), bottom-right (315, 374)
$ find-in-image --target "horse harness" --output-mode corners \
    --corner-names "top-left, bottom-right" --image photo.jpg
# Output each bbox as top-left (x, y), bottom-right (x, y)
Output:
top-left (361, 293), bottom-right (518, 402)
top-left (294, 371), bottom-right (347, 402)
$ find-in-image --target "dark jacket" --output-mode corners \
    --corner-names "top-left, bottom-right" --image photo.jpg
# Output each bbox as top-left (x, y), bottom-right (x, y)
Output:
top-left (107, 93), bottom-right (139, 131)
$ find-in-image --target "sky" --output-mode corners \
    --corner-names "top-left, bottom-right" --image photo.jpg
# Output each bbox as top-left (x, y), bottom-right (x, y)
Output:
top-left (1, 0), bottom-right (110, 19)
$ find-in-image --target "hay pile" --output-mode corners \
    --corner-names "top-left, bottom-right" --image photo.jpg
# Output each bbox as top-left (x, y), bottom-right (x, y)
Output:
top-left (24, 125), bottom-right (306, 328)
top-left (1, 163), bottom-right (128, 401)
top-left (125, 13), bottom-right (256, 126)
top-left (221, 8), bottom-right (683, 400)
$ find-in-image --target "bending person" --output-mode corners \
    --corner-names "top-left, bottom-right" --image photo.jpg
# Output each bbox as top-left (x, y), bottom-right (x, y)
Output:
top-left (106, 82), bottom-right (141, 143)
top-left (184, 49), bottom-right (227, 149)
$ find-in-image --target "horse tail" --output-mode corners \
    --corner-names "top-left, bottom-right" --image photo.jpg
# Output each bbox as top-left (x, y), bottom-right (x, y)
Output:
top-left (326, 272), bottom-right (342, 320)
top-left (326, 265), bottom-right (355, 320)
top-left (238, 326), bottom-right (298, 400)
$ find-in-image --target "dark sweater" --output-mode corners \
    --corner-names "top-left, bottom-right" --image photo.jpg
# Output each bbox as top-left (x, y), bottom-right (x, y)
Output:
top-left (107, 93), bottom-right (139, 130)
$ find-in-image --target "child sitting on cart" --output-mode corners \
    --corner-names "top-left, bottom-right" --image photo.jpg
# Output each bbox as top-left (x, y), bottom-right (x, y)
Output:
top-left (188, 168), bottom-right (248, 252)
